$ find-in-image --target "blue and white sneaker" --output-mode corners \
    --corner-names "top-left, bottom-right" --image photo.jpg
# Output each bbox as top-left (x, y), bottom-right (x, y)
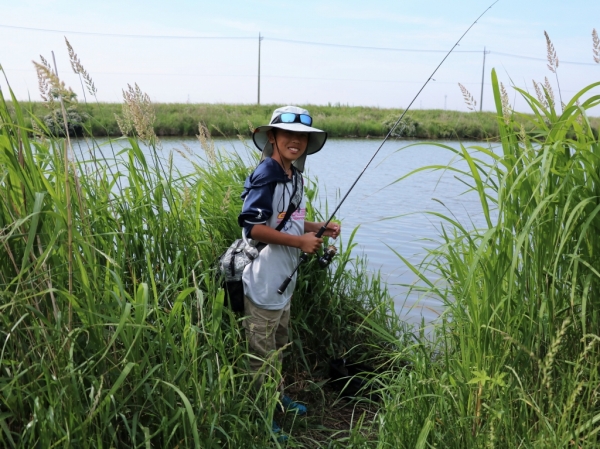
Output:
top-left (281, 395), bottom-right (307, 416)
top-left (272, 420), bottom-right (288, 443)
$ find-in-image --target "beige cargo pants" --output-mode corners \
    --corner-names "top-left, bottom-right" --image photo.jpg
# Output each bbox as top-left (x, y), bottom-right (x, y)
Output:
top-left (243, 296), bottom-right (291, 391)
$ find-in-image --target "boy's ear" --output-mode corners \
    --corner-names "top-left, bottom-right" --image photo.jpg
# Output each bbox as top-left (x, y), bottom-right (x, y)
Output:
top-left (266, 129), bottom-right (276, 144)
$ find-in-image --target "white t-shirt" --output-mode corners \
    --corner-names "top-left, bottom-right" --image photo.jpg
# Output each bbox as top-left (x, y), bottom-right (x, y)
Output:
top-left (240, 163), bottom-right (305, 310)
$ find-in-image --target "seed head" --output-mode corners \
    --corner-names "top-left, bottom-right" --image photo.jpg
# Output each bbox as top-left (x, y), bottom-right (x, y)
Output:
top-left (532, 80), bottom-right (548, 109)
top-left (543, 77), bottom-right (555, 109)
top-left (593, 29), bottom-right (600, 64)
top-left (197, 123), bottom-right (216, 165)
top-left (32, 56), bottom-right (76, 106)
top-left (65, 37), bottom-right (97, 96)
top-left (500, 82), bottom-right (511, 125)
top-left (458, 83), bottom-right (477, 111)
top-left (544, 31), bottom-right (559, 73)
top-left (117, 83), bottom-right (157, 145)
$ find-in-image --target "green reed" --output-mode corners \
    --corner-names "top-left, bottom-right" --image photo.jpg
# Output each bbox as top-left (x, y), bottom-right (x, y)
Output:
top-left (0, 70), bottom-right (396, 448)
top-left (366, 69), bottom-right (600, 447)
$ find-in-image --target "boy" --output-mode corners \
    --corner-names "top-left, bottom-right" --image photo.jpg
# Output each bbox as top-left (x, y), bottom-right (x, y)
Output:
top-left (238, 106), bottom-right (340, 437)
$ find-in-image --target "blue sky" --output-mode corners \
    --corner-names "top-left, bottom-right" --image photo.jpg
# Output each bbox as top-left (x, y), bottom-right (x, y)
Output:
top-left (1, 0), bottom-right (599, 112)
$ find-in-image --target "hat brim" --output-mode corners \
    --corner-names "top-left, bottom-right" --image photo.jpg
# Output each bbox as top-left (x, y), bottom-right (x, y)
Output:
top-left (252, 123), bottom-right (327, 172)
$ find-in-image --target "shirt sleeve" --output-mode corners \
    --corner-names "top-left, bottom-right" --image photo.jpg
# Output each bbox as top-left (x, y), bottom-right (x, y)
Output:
top-left (238, 182), bottom-right (275, 238)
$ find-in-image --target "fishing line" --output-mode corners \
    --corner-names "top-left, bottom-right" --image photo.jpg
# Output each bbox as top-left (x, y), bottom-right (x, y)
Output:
top-left (277, 0), bottom-right (500, 294)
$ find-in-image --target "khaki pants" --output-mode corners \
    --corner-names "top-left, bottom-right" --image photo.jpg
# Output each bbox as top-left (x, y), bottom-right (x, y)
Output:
top-left (243, 296), bottom-right (290, 391)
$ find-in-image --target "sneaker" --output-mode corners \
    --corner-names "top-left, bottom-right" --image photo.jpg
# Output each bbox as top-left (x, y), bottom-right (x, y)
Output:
top-left (272, 420), bottom-right (288, 443)
top-left (281, 395), bottom-right (307, 416)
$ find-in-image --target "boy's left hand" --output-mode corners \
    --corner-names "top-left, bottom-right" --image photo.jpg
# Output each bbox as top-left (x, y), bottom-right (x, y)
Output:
top-left (322, 221), bottom-right (340, 239)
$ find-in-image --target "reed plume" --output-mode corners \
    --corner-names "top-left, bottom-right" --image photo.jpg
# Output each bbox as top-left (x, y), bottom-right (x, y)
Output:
top-left (33, 56), bottom-right (77, 105)
top-left (500, 82), bottom-right (510, 125)
top-left (116, 83), bottom-right (157, 145)
top-left (543, 76), bottom-right (555, 110)
top-left (544, 31), bottom-right (559, 73)
top-left (33, 56), bottom-right (55, 106)
top-left (541, 318), bottom-right (570, 403)
top-left (544, 31), bottom-right (563, 107)
top-left (115, 105), bottom-right (133, 137)
top-left (197, 123), bottom-right (216, 165)
top-left (519, 124), bottom-right (527, 143)
top-left (593, 29), bottom-right (600, 63)
top-left (532, 80), bottom-right (549, 109)
top-left (221, 186), bottom-right (232, 214)
top-left (65, 37), bottom-right (97, 98)
top-left (458, 83), bottom-right (477, 111)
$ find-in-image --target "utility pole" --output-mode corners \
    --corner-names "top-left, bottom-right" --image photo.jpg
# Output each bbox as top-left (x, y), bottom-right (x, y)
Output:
top-left (479, 46), bottom-right (487, 112)
top-left (257, 32), bottom-right (263, 105)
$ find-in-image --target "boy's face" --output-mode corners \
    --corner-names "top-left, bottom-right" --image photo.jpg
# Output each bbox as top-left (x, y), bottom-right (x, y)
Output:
top-left (267, 129), bottom-right (308, 166)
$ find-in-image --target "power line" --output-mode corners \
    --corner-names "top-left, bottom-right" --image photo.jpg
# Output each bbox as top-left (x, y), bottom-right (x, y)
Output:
top-left (265, 37), bottom-right (481, 53)
top-left (490, 51), bottom-right (598, 66)
top-left (1, 67), bottom-right (488, 84)
top-left (0, 24), bottom-right (254, 40)
top-left (2, 23), bottom-right (599, 66)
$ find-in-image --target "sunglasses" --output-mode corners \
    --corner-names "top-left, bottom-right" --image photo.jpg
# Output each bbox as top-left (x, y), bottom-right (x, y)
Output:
top-left (271, 112), bottom-right (313, 127)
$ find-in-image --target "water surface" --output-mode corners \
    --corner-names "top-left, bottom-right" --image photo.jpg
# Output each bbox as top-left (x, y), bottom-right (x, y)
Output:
top-left (76, 136), bottom-right (496, 329)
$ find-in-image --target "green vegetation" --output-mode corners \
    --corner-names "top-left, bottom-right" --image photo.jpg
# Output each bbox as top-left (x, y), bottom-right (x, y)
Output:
top-left (376, 70), bottom-right (600, 447)
top-left (0, 73), bottom-right (402, 447)
top-left (10, 100), bottom-right (598, 141)
top-left (3, 38), bottom-right (600, 446)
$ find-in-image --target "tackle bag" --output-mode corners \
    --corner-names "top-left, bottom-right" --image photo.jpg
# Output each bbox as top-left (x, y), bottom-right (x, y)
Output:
top-left (217, 235), bottom-right (262, 312)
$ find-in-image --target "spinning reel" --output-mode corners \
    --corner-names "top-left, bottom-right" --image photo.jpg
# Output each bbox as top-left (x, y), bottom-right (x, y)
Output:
top-left (318, 245), bottom-right (338, 268)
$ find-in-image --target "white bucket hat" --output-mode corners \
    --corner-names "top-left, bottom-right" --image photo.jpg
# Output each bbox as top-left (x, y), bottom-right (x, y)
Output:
top-left (252, 105), bottom-right (327, 172)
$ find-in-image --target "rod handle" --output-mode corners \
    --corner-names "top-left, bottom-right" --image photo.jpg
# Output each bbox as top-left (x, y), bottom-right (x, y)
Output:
top-left (277, 252), bottom-right (309, 294)
top-left (277, 275), bottom-right (293, 294)
top-left (315, 225), bottom-right (327, 239)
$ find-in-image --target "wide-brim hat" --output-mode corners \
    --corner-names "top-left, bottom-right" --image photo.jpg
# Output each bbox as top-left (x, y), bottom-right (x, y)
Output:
top-left (252, 105), bottom-right (327, 172)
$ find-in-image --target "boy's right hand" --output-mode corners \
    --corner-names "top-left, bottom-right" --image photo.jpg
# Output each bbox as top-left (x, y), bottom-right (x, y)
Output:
top-left (298, 232), bottom-right (323, 254)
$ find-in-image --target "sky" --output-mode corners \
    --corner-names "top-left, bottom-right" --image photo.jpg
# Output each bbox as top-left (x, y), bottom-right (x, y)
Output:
top-left (1, 0), bottom-right (599, 113)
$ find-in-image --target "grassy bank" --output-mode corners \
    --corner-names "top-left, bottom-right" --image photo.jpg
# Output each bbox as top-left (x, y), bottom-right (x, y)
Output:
top-left (1, 73), bottom-right (405, 447)
top-left (12, 100), bottom-right (598, 141)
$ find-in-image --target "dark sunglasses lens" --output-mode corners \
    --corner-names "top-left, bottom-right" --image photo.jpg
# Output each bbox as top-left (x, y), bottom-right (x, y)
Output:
top-left (299, 114), bottom-right (312, 126)
top-left (278, 113), bottom-right (296, 123)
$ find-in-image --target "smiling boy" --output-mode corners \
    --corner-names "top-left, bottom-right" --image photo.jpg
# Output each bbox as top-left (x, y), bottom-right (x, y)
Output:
top-left (237, 106), bottom-right (340, 437)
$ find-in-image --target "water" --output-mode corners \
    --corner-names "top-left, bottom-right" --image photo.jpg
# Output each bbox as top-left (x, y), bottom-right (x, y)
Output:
top-left (75, 136), bottom-right (496, 328)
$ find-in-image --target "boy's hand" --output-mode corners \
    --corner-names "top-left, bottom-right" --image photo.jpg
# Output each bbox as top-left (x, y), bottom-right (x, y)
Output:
top-left (321, 221), bottom-right (341, 239)
top-left (299, 233), bottom-right (323, 254)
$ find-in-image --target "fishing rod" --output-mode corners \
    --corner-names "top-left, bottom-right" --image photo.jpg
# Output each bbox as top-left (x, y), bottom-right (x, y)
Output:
top-left (277, 0), bottom-right (499, 294)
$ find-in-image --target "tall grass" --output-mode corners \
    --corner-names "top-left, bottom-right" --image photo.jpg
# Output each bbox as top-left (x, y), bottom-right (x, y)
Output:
top-left (0, 67), bottom-right (398, 447)
top-left (368, 68), bottom-right (600, 447)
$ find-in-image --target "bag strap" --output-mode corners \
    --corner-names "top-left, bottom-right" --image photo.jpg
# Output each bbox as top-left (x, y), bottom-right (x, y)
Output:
top-left (274, 171), bottom-right (300, 232)
top-left (244, 170), bottom-right (301, 252)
